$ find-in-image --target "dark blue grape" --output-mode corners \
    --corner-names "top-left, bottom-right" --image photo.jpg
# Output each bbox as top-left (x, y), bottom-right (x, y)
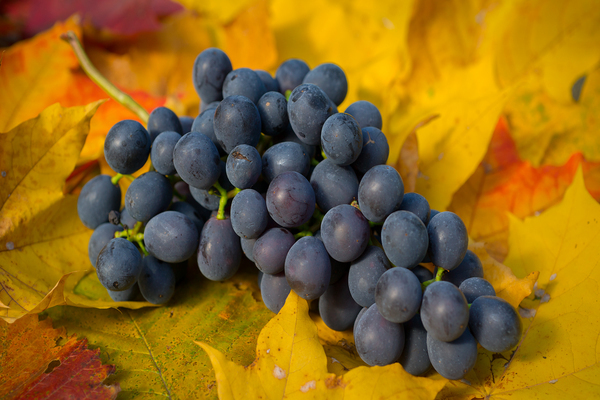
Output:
top-left (214, 96), bottom-right (262, 153)
top-left (272, 125), bottom-right (316, 159)
top-left (287, 83), bottom-right (335, 146)
top-left (147, 107), bottom-right (183, 143)
top-left (285, 236), bottom-right (331, 300)
top-left (138, 255), bottom-right (176, 304)
top-left (262, 142), bottom-right (310, 182)
top-left (353, 306), bottom-right (368, 332)
top-left (421, 281), bottom-right (469, 342)
top-left (169, 201), bottom-right (205, 233)
top-left (241, 237), bottom-right (257, 262)
top-left (469, 296), bottom-right (522, 353)
top-left (351, 127), bottom-right (389, 175)
top-left (222, 68), bottom-right (266, 105)
top-left (260, 271), bottom-right (291, 314)
top-left (144, 211), bottom-right (199, 263)
top-left (321, 204), bottom-right (370, 263)
top-left (119, 207), bottom-right (137, 229)
top-left (345, 100), bottom-right (382, 129)
top-left (354, 304), bottom-right (404, 366)
top-left (200, 101), bottom-right (221, 113)
top-left (302, 63), bottom-right (347, 106)
top-left (459, 277), bottom-right (496, 303)
top-left (321, 113), bottom-right (362, 166)
top-left (189, 186), bottom-right (220, 211)
top-left (275, 59), bottom-right (310, 94)
top-left (108, 283), bottom-right (139, 302)
top-left (319, 272), bottom-right (362, 331)
top-left (257, 91), bottom-right (289, 137)
top-left (255, 70), bottom-right (280, 93)
top-left (231, 189), bottom-right (268, 239)
top-left (253, 228), bottom-right (295, 274)
top-left (226, 144), bottom-right (262, 189)
top-left (77, 175), bottom-right (122, 229)
top-left (348, 246), bottom-right (389, 307)
top-left (179, 116), bottom-right (194, 133)
top-left (173, 131), bottom-right (221, 190)
top-left (427, 212), bottom-right (468, 271)
top-left (88, 223), bottom-right (123, 267)
top-left (381, 211), bottom-right (428, 269)
top-left (125, 172), bottom-right (172, 223)
top-left (429, 209), bottom-right (440, 221)
top-left (442, 250), bottom-right (484, 287)
top-left (411, 265), bottom-right (434, 283)
top-left (96, 238), bottom-right (142, 291)
top-left (399, 315), bottom-right (431, 376)
top-left (191, 108), bottom-right (224, 154)
top-left (266, 171), bottom-right (315, 228)
top-left (104, 120), bottom-right (151, 174)
top-left (198, 217), bottom-right (241, 281)
top-left (309, 159), bottom-right (359, 212)
top-left (375, 267), bottom-right (422, 323)
top-left (329, 258), bottom-right (350, 286)
top-left (193, 48), bottom-right (232, 103)
top-left (218, 160), bottom-right (235, 192)
top-left (399, 192), bottom-right (430, 225)
top-left (151, 131), bottom-right (181, 175)
top-left (358, 165), bottom-right (404, 223)
top-left (427, 328), bottom-right (477, 380)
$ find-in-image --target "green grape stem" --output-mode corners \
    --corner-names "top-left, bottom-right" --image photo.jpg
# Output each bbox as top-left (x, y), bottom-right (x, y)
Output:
top-left (111, 173), bottom-right (135, 185)
top-left (294, 231), bottom-right (313, 239)
top-left (421, 267), bottom-right (446, 291)
top-left (213, 181), bottom-right (228, 220)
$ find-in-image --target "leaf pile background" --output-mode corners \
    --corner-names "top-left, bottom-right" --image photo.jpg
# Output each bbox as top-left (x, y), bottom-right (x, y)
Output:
top-left (1, 0), bottom-right (599, 398)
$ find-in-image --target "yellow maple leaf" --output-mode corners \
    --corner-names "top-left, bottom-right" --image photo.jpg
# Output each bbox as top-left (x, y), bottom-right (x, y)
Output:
top-left (197, 291), bottom-right (448, 399)
top-left (439, 167), bottom-right (600, 398)
top-left (0, 103), bottom-right (153, 322)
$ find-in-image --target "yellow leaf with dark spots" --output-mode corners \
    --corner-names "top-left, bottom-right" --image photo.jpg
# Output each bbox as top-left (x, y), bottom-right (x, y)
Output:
top-left (0, 103), bottom-right (153, 322)
top-left (197, 291), bottom-right (448, 400)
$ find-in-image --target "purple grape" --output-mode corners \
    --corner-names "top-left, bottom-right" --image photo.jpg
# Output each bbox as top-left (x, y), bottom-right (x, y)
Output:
top-left (266, 171), bottom-right (315, 228)
top-left (354, 304), bottom-right (404, 366)
top-left (253, 228), bottom-right (295, 274)
top-left (285, 236), bottom-right (331, 300)
top-left (321, 204), bottom-right (370, 263)
top-left (421, 281), bottom-right (469, 342)
top-left (348, 246), bottom-right (390, 307)
top-left (197, 217), bottom-right (241, 281)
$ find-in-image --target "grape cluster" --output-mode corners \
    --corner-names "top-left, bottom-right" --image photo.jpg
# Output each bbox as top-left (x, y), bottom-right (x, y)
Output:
top-left (77, 48), bottom-right (522, 379)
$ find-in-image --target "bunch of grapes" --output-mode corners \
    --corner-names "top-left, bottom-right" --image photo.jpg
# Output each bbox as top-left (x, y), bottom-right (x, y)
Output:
top-left (77, 48), bottom-right (521, 380)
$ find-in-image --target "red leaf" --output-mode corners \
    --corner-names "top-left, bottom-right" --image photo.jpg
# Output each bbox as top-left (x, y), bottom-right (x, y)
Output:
top-left (0, 316), bottom-right (119, 400)
top-left (2, 0), bottom-right (183, 37)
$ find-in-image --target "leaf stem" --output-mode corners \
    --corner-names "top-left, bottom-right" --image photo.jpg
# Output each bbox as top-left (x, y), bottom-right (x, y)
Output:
top-left (60, 31), bottom-right (149, 124)
top-left (213, 181), bottom-right (228, 220)
top-left (421, 268), bottom-right (445, 291)
top-left (227, 188), bottom-right (241, 199)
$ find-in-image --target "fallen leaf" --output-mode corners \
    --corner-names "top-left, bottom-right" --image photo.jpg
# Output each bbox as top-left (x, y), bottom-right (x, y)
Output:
top-left (0, 18), bottom-right (165, 164)
top-left (449, 117), bottom-right (600, 261)
top-left (197, 290), bottom-right (448, 400)
top-left (394, 131), bottom-right (420, 193)
top-left (173, 0), bottom-right (255, 24)
top-left (469, 241), bottom-right (539, 309)
top-left (0, 103), bottom-right (153, 322)
top-left (0, 314), bottom-right (119, 399)
top-left (270, 0), bottom-right (415, 122)
top-left (439, 166), bottom-right (600, 399)
top-left (45, 266), bottom-right (273, 400)
top-left (486, 0), bottom-right (600, 104)
top-left (86, 2), bottom-right (277, 118)
top-left (504, 68), bottom-right (600, 168)
top-left (2, 0), bottom-right (182, 37)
